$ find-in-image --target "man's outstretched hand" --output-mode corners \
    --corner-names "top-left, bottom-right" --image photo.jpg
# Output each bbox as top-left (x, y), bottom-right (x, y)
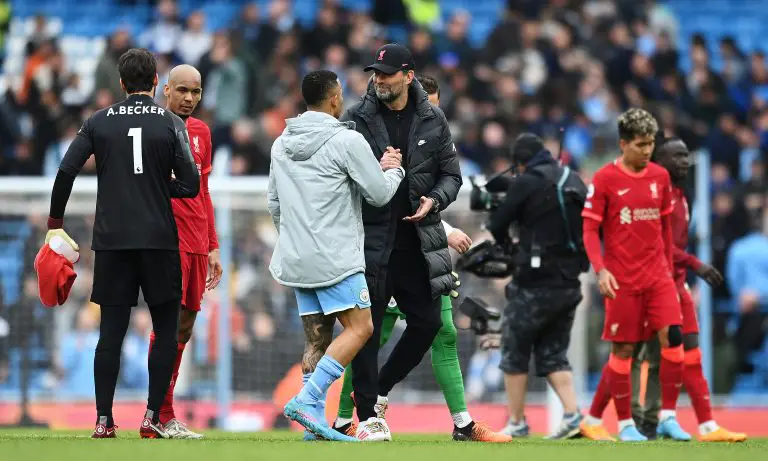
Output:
top-left (403, 196), bottom-right (436, 223)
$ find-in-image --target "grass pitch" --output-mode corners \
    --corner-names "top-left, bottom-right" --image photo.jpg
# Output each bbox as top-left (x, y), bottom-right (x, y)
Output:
top-left (1, 429), bottom-right (764, 461)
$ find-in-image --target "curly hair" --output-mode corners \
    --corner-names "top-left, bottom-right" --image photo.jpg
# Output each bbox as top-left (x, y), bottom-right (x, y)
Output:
top-left (617, 108), bottom-right (659, 141)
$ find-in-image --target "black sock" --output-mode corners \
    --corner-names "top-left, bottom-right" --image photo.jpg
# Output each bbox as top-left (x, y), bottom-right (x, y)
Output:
top-left (146, 299), bottom-right (180, 415)
top-left (456, 421), bottom-right (475, 434)
top-left (94, 306), bottom-right (131, 424)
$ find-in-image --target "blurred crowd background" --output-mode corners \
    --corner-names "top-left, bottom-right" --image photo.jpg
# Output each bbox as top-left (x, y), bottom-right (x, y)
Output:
top-left (1, 0), bottom-right (768, 413)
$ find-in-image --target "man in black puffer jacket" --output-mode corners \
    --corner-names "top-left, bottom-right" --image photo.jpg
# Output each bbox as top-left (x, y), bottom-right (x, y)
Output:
top-left (340, 44), bottom-right (462, 440)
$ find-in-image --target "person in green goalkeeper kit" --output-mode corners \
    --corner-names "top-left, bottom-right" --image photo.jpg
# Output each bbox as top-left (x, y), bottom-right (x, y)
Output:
top-left (333, 76), bottom-right (513, 443)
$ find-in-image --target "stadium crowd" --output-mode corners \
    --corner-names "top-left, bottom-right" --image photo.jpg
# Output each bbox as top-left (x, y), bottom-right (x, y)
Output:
top-left (0, 0), bottom-right (767, 402)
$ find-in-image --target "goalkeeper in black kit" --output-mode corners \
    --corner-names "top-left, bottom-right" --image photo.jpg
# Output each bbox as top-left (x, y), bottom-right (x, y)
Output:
top-left (45, 48), bottom-right (200, 439)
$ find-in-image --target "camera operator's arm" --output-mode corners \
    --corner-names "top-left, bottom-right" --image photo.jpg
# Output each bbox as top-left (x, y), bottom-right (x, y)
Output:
top-left (487, 176), bottom-right (535, 244)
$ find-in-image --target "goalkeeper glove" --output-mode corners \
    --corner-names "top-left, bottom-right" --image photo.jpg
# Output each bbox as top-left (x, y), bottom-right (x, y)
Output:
top-left (450, 271), bottom-right (461, 298)
top-left (45, 228), bottom-right (79, 253)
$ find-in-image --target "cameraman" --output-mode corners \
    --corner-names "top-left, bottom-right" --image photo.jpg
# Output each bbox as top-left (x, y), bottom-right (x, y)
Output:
top-left (488, 133), bottom-right (589, 439)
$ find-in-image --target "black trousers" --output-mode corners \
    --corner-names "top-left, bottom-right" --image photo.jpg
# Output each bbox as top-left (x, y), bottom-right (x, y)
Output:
top-left (352, 249), bottom-right (443, 421)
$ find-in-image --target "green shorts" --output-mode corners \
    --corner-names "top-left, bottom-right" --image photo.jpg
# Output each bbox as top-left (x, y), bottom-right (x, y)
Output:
top-left (385, 296), bottom-right (453, 319)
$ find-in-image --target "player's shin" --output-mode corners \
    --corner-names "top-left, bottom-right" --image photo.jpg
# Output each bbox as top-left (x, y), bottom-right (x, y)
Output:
top-left (431, 307), bottom-right (471, 427)
top-left (682, 347), bottom-right (714, 429)
top-left (146, 300), bottom-right (180, 419)
top-left (587, 363), bottom-right (612, 422)
top-left (659, 334), bottom-right (684, 418)
top-left (94, 306), bottom-right (132, 427)
top-left (607, 353), bottom-right (634, 426)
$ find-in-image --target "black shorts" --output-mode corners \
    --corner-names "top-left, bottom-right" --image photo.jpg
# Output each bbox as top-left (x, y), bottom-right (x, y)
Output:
top-left (500, 283), bottom-right (582, 377)
top-left (91, 249), bottom-right (182, 307)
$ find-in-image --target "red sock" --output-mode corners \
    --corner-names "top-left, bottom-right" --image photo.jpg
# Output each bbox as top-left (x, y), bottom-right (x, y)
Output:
top-left (683, 348), bottom-right (713, 423)
top-left (158, 342), bottom-right (186, 424)
top-left (660, 345), bottom-right (684, 411)
top-left (589, 363), bottom-right (612, 419)
top-left (607, 354), bottom-right (632, 421)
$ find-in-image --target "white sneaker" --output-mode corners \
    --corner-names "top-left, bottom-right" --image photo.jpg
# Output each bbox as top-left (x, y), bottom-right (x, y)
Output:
top-left (356, 417), bottom-right (391, 442)
top-left (164, 418), bottom-right (204, 439)
top-left (374, 396), bottom-right (389, 419)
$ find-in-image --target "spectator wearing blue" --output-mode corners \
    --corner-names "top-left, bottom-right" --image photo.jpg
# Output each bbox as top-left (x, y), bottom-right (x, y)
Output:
top-left (726, 206), bottom-right (768, 374)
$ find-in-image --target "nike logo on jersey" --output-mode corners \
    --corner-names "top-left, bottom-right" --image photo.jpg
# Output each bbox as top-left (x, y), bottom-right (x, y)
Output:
top-left (618, 189), bottom-right (630, 196)
top-left (418, 139), bottom-right (426, 146)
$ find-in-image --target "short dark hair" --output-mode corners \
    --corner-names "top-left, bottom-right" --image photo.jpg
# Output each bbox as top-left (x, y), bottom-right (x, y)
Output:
top-left (301, 70), bottom-right (339, 107)
top-left (417, 75), bottom-right (439, 98)
top-left (651, 134), bottom-right (682, 162)
top-left (617, 108), bottom-right (658, 141)
top-left (118, 48), bottom-right (157, 94)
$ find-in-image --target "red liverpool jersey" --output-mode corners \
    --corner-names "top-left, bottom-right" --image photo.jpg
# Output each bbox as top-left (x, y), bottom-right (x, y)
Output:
top-left (582, 160), bottom-right (675, 291)
top-left (172, 116), bottom-right (218, 255)
top-left (670, 185), bottom-right (702, 285)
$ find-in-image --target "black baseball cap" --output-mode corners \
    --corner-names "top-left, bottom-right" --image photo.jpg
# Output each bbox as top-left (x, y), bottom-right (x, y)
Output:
top-left (364, 43), bottom-right (415, 74)
top-left (511, 133), bottom-right (546, 165)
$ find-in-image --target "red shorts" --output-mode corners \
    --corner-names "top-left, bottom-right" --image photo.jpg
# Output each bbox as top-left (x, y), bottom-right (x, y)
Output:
top-left (602, 277), bottom-right (683, 343)
top-left (180, 252), bottom-right (207, 311)
top-left (679, 283), bottom-right (698, 334)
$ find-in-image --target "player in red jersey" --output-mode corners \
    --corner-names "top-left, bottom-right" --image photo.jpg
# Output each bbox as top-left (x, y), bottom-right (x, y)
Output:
top-left (579, 108), bottom-right (687, 442)
top-left (634, 135), bottom-right (746, 442)
top-left (149, 64), bottom-right (222, 439)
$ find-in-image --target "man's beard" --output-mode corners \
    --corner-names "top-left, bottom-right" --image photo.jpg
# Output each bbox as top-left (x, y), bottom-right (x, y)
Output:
top-left (375, 85), bottom-right (402, 104)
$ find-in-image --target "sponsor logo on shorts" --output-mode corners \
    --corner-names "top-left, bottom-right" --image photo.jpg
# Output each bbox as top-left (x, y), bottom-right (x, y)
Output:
top-left (360, 288), bottom-right (370, 304)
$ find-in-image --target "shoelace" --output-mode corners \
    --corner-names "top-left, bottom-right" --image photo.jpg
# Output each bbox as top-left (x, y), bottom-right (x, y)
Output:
top-left (369, 421), bottom-right (387, 433)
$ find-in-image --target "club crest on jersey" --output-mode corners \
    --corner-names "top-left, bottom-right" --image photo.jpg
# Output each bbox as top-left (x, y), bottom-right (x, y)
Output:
top-left (610, 323), bottom-right (619, 336)
top-left (650, 182), bottom-right (658, 199)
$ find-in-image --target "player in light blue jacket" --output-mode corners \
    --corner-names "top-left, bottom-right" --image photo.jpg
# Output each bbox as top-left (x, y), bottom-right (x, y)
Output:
top-left (268, 70), bottom-right (404, 442)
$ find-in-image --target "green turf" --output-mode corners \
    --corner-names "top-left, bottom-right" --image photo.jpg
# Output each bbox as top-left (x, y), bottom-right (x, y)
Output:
top-left (0, 430), bottom-right (764, 461)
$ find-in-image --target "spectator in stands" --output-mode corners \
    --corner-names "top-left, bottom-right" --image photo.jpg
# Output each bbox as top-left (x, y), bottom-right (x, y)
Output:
top-left (435, 10), bottom-right (474, 69)
top-left (94, 29), bottom-right (132, 104)
top-left (726, 205), bottom-right (768, 374)
top-left (177, 11), bottom-right (212, 67)
top-left (302, 4), bottom-right (347, 62)
top-left (24, 14), bottom-right (55, 57)
top-left (202, 33), bottom-right (248, 151)
top-left (720, 36), bottom-right (747, 85)
top-left (43, 117), bottom-right (80, 177)
top-left (139, 0), bottom-right (182, 56)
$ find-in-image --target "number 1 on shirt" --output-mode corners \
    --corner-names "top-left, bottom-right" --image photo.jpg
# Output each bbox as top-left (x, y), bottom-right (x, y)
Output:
top-left (128, 127), bottom-right (143, 174)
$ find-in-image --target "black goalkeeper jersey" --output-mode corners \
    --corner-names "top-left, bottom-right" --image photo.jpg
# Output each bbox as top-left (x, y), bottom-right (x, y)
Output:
top-left (56, 93), bottom-right (200, 251)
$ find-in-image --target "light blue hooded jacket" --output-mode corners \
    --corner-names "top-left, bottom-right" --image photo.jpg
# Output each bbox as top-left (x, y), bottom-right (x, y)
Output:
top-left (267, 111), bottom-right (404, 288)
